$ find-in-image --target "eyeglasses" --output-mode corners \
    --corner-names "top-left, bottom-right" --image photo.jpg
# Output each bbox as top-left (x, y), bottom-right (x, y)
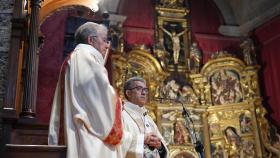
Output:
top-left (128, 86), bottom-right (149, 94)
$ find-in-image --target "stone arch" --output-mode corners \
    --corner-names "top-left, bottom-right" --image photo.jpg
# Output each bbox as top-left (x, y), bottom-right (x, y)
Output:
top-left (40, 0), bottom-right (99, 23)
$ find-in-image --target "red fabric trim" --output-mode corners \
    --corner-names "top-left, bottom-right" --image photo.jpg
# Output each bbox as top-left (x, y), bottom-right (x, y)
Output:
top-left (58, 54), bottom-right (72, 145)
top-left (103, 98), bottom-right (123, 145)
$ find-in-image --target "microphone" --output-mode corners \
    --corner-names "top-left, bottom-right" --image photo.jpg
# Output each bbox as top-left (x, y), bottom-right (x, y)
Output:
top-left (175, 97), bottom-right (193, 124)
top-left (176, 98), bottom-right (204, 158)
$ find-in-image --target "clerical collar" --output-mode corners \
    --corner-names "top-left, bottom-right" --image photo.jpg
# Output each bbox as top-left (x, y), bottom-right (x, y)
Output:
top-left (75, 44), bottom-right (104, 64)
top-left (125, 101), bottom-right (148, 116)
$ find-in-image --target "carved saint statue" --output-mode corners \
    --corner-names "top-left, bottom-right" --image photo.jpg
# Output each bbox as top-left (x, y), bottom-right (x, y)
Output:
top-left (154, 38), bottom-right (169, 69)
top-left (240, 38), bottom-right (256, 66)
top-left (160, 26), bottom-right (186, 64)
top-left (224, 126), bottom-right (242, 158)
top-left (178, 85), bottom-right (199, 105)
top-left (239, 112), bottom-right (252, 133)
top-left (161, 80), bottom-right (180, 99)
top-left (174, 120), bottom-right (189, 145)
top-left (109, 22), bottom-right (124, 52)
top-left (189, 42), bottom-right (202, 73)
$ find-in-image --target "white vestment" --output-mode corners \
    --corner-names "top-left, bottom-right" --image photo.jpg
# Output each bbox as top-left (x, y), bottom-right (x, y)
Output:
top-left (121, 101), bottom-right (169, 158)
top-left (48, 44), bottom-right (123, 158)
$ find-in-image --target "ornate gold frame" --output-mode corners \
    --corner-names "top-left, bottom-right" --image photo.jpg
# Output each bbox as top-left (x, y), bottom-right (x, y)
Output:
top-left (111, 49), bottom-right (275, 157)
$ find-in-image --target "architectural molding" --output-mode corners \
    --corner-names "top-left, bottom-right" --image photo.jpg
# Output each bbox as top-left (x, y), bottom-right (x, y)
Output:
top-left (108, 14), bottom-right (126, 25)
top-left (40, 0), bottom-right (100, 24)
top-left (218, 2), bottom-right (280, 37)
top-left (212, 0), bottom-right (237, 25)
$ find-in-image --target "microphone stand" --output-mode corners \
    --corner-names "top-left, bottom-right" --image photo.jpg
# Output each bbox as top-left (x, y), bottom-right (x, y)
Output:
top-left (179, 101), bottom-right (205, 158)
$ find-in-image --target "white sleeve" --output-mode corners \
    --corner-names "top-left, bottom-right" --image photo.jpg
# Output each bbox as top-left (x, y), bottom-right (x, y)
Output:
top-left (121, 111), bottom-right (144, 158)
top-left (68, 50), bottom-right (117, 140)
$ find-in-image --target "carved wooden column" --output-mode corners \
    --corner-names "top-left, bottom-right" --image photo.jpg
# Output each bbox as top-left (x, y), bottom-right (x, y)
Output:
top-left (20, 0), bottom-right (42, 118)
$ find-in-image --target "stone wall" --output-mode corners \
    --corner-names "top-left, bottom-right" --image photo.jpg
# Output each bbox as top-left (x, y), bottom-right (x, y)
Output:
top-left (0, 0), bottom-right (14, 145)
top-left (0, 0), bottom-right (14, 108)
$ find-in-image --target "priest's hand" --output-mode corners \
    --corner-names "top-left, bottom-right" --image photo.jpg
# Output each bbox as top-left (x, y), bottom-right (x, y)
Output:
top-left (144, 133), bottom-right (162, 149)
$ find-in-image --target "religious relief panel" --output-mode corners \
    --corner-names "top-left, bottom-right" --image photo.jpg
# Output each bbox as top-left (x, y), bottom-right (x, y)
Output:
top-left (186, 52), bottom-right (273, 157)
top-left (156, 78), bottom-right (199, 106)
top-left (157, 104), bottom-right (203, 158)
top-left (210, 69), bottom-right (242, 105)
top-left (210, 131), bottom-right (256, 158)
top-left (206, 108), bottom-right (257, 158)
top-left (211, 142), bottom-right (225, 158)
top-left (239, 111), bottom-right (253, 134)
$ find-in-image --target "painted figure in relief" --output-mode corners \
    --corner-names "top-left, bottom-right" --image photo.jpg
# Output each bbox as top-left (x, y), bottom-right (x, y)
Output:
top-left (179, 85), bottom-right (199, 105)
top-left (173, 120), bottom-right (190, 145)
top-left (224, 126), bottom-right (242, 158)
top-left (242, 140), bottom-right (255, 158)
top-left (161, 80), bottom-right (180, 100)
top-left (239, 112), bottom-right (252, 133)
top-left (211, 70), bottom-right (242, 105)
top-left (211, 143), bottom-right (225, 158)
top-left (208, 113), bottom-right (221, 137)
top-left (162, 126), bottom-right (174, 145)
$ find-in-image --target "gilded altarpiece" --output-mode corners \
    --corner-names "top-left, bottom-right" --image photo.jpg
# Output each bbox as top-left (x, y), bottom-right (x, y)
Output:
top-left (110, 1), bottom-right (278, 158)
top-left (112, 49), bottom-right (279, 157)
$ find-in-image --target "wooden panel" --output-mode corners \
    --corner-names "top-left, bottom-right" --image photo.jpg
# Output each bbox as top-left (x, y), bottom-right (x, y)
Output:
top-left (2, 118), bottom-right (49, 145)
top-left (10, 120), bottom-right (49, 145)
top-left (3, 144), bottom-right (66, 158)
